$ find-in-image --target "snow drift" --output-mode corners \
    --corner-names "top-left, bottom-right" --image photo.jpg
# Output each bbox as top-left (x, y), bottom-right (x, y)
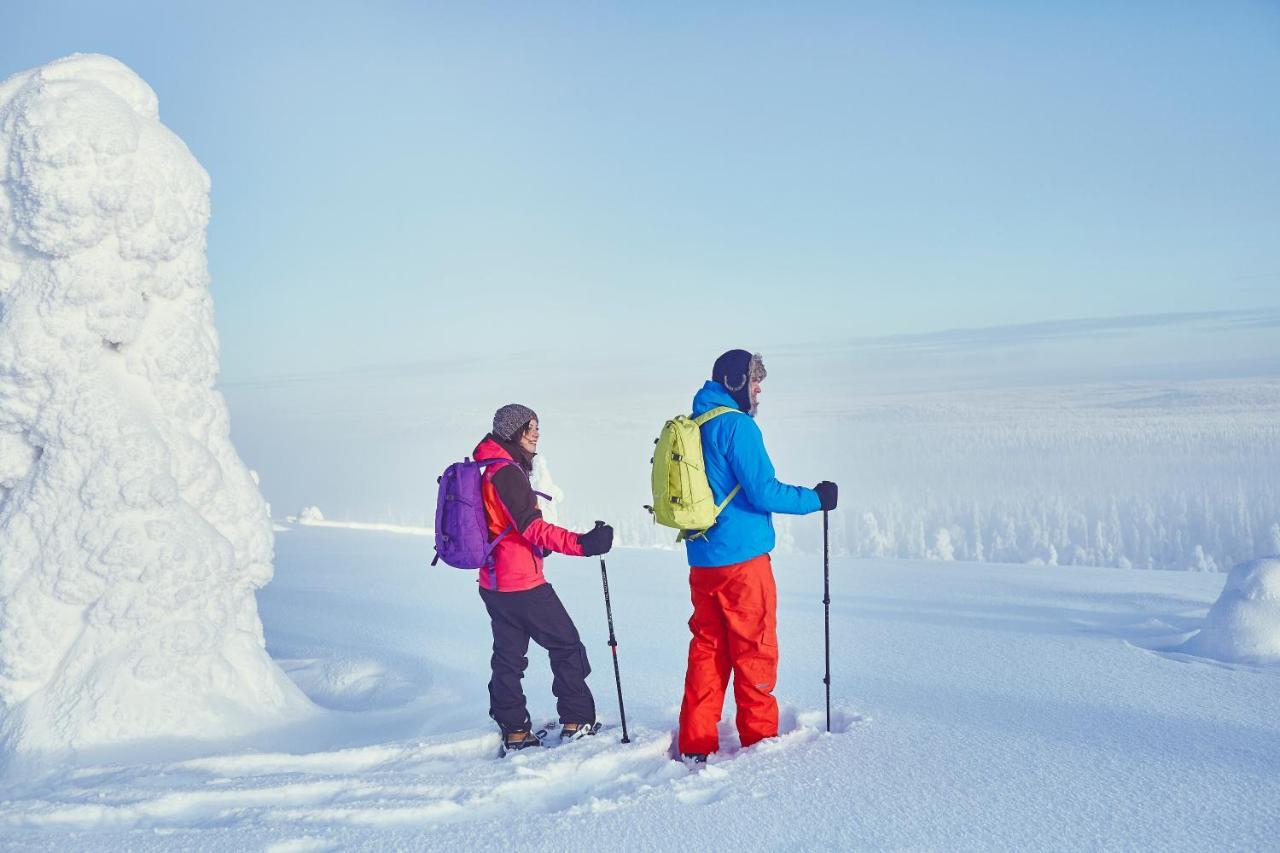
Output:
top-left (0, 54), bottom-right (308, 761)
top-left (1186, 557), bottom-right (1280, 664)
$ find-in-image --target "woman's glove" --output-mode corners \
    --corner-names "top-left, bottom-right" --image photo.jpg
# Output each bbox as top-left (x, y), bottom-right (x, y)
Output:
top-left (578, 521), bottom-right (614, 556)
top-left (814, 481), bottom-right (838, 511)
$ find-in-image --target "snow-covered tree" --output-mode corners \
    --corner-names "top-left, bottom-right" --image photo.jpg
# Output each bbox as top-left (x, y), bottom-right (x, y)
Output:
top-left (0, 56), bottom-right (308, 759)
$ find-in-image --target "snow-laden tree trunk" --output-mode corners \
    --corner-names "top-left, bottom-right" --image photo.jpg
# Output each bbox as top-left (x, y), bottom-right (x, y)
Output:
top-left (0, 55), bottom-right (309, 761)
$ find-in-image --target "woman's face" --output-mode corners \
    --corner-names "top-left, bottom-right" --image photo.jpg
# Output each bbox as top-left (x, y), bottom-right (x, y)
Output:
top-left (519, 419), bottom-right (540, 455)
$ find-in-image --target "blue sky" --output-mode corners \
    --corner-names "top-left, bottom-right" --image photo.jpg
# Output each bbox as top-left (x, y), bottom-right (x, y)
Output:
top-left (7, 2), bottom-right (1279, 382)
top-left (6, 2), bottom-right (1280, 520)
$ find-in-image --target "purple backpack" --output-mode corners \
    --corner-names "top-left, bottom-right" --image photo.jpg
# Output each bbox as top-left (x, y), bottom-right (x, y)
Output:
top-left (431, 456), bottom-right (554, 572)
top-left (431, 457), bottom-right (517, 570)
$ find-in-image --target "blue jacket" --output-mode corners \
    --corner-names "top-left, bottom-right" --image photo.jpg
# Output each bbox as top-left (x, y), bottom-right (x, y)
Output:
top-left (684, 381), bottom-right (821, 567)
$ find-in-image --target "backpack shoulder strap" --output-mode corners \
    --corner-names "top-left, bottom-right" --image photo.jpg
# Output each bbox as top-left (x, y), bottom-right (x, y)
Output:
top-left (679, 480), bottom-right (741, 544)
top-left (478, 456), bottom-right (519, 480)
top-left (690, 406), bottom-right (743, 527)
top-left (692, 405), bottom-right (739, 427)
top-left (484, 523), bottom-right (515, 559)
top-left (478, 457), bottom-right (551, 499)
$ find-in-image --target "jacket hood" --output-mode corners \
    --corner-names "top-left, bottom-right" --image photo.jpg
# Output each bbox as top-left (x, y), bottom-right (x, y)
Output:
top-left (692, 380), bottom-right (747, 417)
top-left (474, 434), bottom-right (533, 472)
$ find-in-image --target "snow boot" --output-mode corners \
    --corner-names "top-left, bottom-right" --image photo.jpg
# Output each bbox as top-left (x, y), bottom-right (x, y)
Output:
top-left (560, 721), bottom-right (602, 743)
top-left (680, 752), bottom-right (708, 768)
top-left (499, 728), bottom-right (543, 756)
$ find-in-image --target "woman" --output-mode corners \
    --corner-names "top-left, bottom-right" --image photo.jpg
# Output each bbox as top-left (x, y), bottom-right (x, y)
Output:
top-left (472, 403), bottom-right (614, 753)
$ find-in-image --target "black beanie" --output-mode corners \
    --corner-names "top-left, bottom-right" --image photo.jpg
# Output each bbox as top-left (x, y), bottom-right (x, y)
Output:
top-left (712, 349), bottom-right (754, 413)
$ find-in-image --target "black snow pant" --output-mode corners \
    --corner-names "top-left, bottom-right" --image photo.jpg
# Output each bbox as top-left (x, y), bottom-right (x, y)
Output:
top-left (479, 582), bottom-right (595, 732)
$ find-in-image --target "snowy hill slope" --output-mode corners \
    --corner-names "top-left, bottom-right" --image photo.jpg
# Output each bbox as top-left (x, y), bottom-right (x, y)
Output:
top-left (0, 526), bottom-right (1276, 851)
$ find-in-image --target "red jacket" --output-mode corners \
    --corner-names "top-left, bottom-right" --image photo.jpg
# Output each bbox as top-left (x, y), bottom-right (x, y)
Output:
top-left (474, 435), bottom-right (584, 591)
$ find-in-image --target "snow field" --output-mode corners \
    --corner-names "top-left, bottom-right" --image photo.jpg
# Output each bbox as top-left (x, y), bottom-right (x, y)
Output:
top-left (1, 526), bottom-right (1276, 851)
top-left (0, 44), bottom-right (1273, 853)
top-left (604, 379), bottom-right (1280, 573)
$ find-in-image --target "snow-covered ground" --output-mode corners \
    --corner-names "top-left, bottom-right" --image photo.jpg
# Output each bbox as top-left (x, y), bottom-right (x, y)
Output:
top-left (1, 525), bottom-right (1276, 851)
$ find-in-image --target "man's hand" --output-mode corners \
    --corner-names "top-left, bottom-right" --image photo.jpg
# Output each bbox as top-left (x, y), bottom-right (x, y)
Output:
top-left (814, 481), bottom-right (838, 512)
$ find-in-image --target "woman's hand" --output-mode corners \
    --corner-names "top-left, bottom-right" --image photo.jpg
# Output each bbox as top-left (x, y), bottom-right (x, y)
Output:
top-left (578, 521), bottom-right (614, 556)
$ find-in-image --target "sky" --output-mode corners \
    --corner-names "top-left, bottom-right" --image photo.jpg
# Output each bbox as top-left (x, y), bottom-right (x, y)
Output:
top-left (5, 1), bottom-right (1280, 521)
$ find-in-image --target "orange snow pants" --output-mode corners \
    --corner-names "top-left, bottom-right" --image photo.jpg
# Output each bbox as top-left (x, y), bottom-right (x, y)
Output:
top-left (678, 553), bottom-right (779, 755)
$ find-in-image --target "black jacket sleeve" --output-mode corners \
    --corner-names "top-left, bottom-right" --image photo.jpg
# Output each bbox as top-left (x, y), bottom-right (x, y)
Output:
top-left (491, 465), bottom-right (542, 533)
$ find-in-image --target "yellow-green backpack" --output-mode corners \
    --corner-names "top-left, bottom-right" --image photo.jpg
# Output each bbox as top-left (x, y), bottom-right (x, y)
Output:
top-left (646, 406), bottom-right (741, 541)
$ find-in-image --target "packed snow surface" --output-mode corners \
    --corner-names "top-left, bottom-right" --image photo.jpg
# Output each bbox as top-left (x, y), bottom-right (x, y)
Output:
top-left (1185, 557), bottom-right (1280, 664)
top-left (0, 55), bottom-right (307, 760)
top-left (0, 526), bottom-right (1276, 850)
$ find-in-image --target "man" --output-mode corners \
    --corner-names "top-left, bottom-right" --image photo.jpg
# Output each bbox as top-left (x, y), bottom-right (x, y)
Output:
top-left (678, 350), bottom-right (838, 763)
top-left (473, 404), bottom-right (615, 753)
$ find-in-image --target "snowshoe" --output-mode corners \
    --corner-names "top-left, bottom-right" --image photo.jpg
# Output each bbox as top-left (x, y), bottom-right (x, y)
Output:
top-left (498, 728), bottom-right (544, 757)
top-left (559, 721), bottom-right (602, 743)
top-left (680, 752), bottom-right (708, 768)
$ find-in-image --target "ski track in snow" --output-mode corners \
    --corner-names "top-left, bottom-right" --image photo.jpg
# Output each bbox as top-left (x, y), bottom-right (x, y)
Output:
top-left (0, 714), bottom-right (866, 843)
top-left (0, 527), bottom-right (1277, 851)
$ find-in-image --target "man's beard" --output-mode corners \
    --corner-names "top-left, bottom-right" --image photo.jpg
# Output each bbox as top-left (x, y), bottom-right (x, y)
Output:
top-left (748, 352), bottom-right (766, 417)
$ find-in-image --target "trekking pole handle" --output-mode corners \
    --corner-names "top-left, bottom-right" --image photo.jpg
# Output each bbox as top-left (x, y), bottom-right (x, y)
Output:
top-left (596, 522), bottom-right (616, 644)
top-left (600, 557), bottom-right (618, 640)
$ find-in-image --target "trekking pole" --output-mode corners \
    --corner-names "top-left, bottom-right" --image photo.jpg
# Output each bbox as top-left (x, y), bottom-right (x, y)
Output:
top-left (599, 549), bottom-right (631, 744)
top-left (823, 509), bottom-right (831, 734)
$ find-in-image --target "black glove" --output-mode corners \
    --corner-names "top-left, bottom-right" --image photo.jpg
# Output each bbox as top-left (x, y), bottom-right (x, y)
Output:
top-left (578, 521), bottom-right (614, 556)
top-left (814, 481), bottom-right (838, 512)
